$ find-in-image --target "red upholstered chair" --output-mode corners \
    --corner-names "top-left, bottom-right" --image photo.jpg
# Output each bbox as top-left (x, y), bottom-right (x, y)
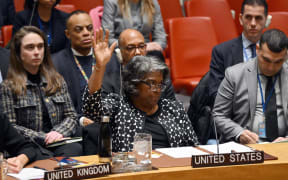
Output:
top-left (1, 25), bottom-right (13, 47)
top-left (267, 0), bottom-right (288, 12)
top-left (265, 12), bottom-right (288, 36)
top-left (14, 0), bottom-right (25, 12)
top-left (60, 0), bottom-right (103, 12)
top-left (55, 4), bottom-right (76, 13)
top-left (156, 0), bottom-right (184, 68)
top-left (185, 0), bottom-right (238, 44)
top-left (167, 17), bottom-right (218, 95)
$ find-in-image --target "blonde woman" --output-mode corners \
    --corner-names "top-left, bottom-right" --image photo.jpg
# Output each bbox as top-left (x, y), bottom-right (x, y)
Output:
top-left (102, 0), bottom-right (166, 52)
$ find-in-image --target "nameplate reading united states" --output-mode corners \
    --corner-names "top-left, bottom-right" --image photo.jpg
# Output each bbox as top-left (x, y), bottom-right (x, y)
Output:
top-left (191, 151), bottom-right (264, 168)
top-left (44, 163), bottom-right (111, 180)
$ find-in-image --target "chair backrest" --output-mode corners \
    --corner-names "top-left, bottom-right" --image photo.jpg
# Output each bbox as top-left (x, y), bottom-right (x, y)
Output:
top-left (89, 6), bottom-right (104, 36)
top-left (60, 0), bottom-right (103, 12)
top-left (1, 25), bottom-right (13, 47)
top-left (185, 0), bottom-right (238, 44)
top-left (267, 0), bottom-right (288, 12)
top-left (265, 12), bottom-right (288, 36)
top-left (167, 17), bottom-right (218, 81)
top-left (14, 0), bottom-right (25, 12)
top-left (55, 4), bottom-right (76, 13)
top-left (158, 0), bottom-right (183, 22)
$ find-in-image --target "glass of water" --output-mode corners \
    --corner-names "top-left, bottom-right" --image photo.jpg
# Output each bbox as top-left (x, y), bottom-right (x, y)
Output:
top-left (133, 133), bottom-right (152, 171)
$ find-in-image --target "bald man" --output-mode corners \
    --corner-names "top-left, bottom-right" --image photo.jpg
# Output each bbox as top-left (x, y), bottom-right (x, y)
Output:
top-left (52, 10), bottom-right (95, 126)
top-left (102, 28), bottom-right (176, 100)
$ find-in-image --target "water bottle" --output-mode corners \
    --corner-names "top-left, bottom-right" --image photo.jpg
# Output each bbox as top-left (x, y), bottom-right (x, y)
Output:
top-left (98, 116), bottom-right (112, 163)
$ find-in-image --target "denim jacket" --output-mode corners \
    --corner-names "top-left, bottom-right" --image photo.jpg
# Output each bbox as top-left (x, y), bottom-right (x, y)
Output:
top-left (0, 76), bottom-right (78, 145)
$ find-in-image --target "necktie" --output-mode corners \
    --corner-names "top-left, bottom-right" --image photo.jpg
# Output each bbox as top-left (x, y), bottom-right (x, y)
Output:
top-left (265, 76), bottom-right (278, 141)
top-left (250, 44), bottom-right (256, 58)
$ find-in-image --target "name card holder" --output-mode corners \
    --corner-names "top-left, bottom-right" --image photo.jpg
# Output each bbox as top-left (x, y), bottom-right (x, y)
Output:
top-left (191, 151), bottom-right (264, 168)
top-left (44, 163), bottom-right (111, 180)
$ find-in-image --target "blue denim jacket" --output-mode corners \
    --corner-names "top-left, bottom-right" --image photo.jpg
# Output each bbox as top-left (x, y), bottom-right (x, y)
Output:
top-left (0, 76), bottom-right (78, 145)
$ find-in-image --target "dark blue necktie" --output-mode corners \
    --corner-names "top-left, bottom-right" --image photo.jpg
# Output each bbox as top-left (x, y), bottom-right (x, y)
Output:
top-left (265, 76), bottom-right (278, 142)
top-left (250, 44), bottom-right (256, 58)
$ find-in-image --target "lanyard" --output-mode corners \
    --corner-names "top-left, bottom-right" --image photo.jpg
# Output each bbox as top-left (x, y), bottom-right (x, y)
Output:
top-left (38, 15), bottom-right (52, 46)
top-left (257, 74), bottom-right (278, 113)
top-left (74, 56), bottom-right (96, 83)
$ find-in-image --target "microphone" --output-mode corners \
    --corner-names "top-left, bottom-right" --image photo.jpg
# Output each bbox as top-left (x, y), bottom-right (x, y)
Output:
top-left (210, 106), bottom-right (220, 154)
top-left (29, 0), bottom-right (38, 26)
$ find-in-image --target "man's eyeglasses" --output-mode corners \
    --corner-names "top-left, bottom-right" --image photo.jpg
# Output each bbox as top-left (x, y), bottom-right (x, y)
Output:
top-left (139, 80), bottom-right (166, 92)
top-left (121, 43), bottom-right (147, 53)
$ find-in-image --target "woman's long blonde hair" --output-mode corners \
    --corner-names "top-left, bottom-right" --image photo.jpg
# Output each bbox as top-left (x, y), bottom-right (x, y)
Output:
top-left (118, 0), bottom-right (155, 26)
top-left (6, 26), bottom-right (63, 96)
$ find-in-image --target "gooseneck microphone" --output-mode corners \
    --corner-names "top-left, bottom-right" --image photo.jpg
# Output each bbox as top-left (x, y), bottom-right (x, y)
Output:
top-left (29, 0), bottom-right (38, 25)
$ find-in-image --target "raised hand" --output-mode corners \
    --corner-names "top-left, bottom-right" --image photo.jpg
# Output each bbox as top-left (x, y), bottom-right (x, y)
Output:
top-left (88, 28), bottom-right (117, 94)
top-left (93, 28), bottom-right (117, 68)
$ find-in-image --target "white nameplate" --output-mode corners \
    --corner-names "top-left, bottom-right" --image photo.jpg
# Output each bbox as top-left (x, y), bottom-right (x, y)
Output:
top-left (44, 163), bottom-right (111, 180)
top-left (191, 151), bottom-right (264, 168)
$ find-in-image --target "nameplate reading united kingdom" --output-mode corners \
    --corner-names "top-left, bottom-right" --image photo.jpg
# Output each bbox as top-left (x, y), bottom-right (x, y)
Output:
top-left (44, 163), bottom-right (111, 180)
top-left (191, 151), bottom-right (264, 168)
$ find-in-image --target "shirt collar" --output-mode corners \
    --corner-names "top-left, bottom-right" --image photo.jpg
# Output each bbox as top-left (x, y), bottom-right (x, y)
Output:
top-left (71, 48), bottom-right (93, 56)
top-left (242, 33), bottom-right (258, 49)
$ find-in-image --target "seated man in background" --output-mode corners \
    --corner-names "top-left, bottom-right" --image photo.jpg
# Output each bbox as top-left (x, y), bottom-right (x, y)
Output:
top-left (102, 28), bottom-right (175, 100)
top-left (213, 29), bottom-right (288, 144)
top-left (0, 111), bottom-right (36, 173)
top-left (52, 10), bottom-right (95, 127)
top-left (209, 0), bottom-right (268, 104)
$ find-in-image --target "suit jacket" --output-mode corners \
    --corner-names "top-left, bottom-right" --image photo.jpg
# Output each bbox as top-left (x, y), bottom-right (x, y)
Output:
top-left (102, 53), bottom-right (176, 101)
top-left (0, 0), bottom-right (15, 28)
top-left (0, 47), bottom-right (10, 80)
top-left (0, 112), bottom-right (36, 162)
top-left (52, 48), bottom-right (83, 117)
top-left (13, 8), bottom-right (69, 53)
top-left (209, 36), bottom-right (243, 101)
top-left (213, 59), bottom-right (288, 142)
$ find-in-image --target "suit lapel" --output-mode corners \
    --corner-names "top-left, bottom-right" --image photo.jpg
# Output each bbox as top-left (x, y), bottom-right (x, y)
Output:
top-left (246, 59), bottom-right (258, 121)
top-left (280, 63), bottom-right (288, 120)
top-left (232, 36), bottom-right (244, 65)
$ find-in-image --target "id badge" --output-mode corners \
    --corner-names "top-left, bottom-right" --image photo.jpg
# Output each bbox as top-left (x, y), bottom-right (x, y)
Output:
top-left (258, 116), bottom-right (266, 138)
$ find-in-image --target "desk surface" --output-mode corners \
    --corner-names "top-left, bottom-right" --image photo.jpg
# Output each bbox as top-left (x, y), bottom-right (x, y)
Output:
top-left (9, 143), bottom-right (288, 180)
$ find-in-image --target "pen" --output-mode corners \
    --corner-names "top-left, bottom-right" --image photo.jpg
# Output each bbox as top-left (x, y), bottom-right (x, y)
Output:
top-left (33, 166), bottom-right (47, 171)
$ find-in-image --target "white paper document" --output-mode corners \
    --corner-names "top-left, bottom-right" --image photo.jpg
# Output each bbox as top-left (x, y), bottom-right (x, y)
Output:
top-left (8, 168), bottom-right (46, 180)
top-left (156, 146), bottom-right (208, 158)
top-left (199, 141), bottom-right (254, 154)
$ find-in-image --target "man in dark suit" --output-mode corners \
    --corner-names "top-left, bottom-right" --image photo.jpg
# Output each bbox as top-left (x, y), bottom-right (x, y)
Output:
top-left (209, 0), bottom-right (268, 102)
top-left (0, 47), bottom-right (10, 82)
top-left (0, 0), bottom-right (15, 28)
top-left (102, 29), bottom-right (176, 101)
top-left (52, 10), bottom-right (95, 126)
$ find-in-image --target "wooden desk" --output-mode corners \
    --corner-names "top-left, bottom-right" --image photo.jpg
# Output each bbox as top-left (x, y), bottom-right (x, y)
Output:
top-left (75, 143), bottom-right (288, 180)
top-left (7, 143), bottom-right (288, 180)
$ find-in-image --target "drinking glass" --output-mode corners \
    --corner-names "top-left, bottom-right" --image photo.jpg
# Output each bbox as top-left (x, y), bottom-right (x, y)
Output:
top-left (133, 133), bottom-right (152, 171)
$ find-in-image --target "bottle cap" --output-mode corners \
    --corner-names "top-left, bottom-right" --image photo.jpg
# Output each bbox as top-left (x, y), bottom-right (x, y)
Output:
top-left (102, 116), bottom-right (110, 123)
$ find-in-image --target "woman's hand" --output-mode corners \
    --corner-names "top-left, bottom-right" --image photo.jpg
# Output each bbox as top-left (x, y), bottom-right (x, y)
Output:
top-left (88, 28), bottom-right (117, 94)
top-left (45, 131), bottom-right (64, 145)
top-left (93, 28), bottom-right (117, 69)
top-left (7, 154), bottom-right (29, 173)
top-left (146, 42), bottom-right (163, 51)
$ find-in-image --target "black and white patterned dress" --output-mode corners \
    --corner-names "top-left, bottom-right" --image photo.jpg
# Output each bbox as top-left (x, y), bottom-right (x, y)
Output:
top-left (82, 89), bottom-right (199, 152)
